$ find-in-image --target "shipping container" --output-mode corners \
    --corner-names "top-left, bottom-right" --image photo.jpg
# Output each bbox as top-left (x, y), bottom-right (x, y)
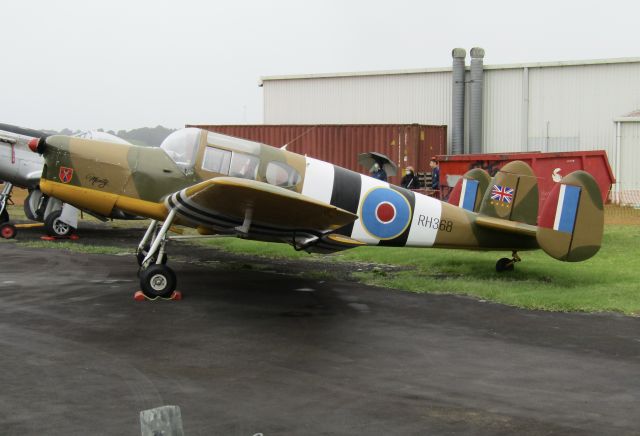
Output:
top-left (436, 151), bottom-right (615, 209)
top-left (188, 124), bottom-right (447, 185)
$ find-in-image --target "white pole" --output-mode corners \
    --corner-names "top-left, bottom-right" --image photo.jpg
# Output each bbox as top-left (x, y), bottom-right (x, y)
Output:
top-left (615, 121), bottom-right (621, 204)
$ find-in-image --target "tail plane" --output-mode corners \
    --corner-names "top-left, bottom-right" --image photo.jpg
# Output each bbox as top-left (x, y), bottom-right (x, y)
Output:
top-left (451, 161), bottom-right (604, 263)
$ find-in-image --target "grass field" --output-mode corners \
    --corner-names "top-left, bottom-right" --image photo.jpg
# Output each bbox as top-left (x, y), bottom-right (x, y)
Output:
top-left (194, 225), bottom-right (640, 315)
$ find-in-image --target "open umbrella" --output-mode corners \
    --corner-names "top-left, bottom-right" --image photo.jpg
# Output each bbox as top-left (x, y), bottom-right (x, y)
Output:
top-left (358, 151), bottom-right (398, 176)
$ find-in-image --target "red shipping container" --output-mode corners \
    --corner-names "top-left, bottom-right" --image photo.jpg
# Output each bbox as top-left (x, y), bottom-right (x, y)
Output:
top-left (188, 124), bottom-right (447, 185)
top-left (436, 151), bottom-right (615, 209)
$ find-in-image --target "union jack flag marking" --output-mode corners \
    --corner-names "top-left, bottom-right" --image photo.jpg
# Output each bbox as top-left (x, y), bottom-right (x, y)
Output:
top-left (491, 185), bottom-right (514, 204)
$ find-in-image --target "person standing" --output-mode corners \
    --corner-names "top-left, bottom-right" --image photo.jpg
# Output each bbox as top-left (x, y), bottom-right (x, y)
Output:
top-left (400, 166), bottom-right (420, 189)
top-left (370, 163), bottom-right (387, 181)
top-left (429, 158), bottom-right (440, 190)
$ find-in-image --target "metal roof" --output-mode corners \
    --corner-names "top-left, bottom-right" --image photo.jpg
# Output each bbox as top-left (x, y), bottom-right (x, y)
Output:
top-left (614, 109), bottom-right (640, 122)
top-left (259, 56), bottom-right (640, 85)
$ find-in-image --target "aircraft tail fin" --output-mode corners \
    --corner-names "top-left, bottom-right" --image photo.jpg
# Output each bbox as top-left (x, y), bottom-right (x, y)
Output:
top-left (478, 161), bottom-right (539, 225)
top-left (536, 171), bottom-right (604, 261)
top-left (448, 168), bottom-right (491, 212)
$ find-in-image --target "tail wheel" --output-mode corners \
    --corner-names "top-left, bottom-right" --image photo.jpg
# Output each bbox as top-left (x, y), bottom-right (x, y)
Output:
top-left (44, 210), bottom-right (74, 237)
top-left (0, 223), bottom-right (16, 239)
top-left (496, 257), bottom-right (514, 272)
top-left (140, 264), bottom-right (177, 299)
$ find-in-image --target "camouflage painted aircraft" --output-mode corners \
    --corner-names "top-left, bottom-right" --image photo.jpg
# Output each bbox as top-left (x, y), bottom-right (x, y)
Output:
top-left (28, 128), bottom-right (604, 299)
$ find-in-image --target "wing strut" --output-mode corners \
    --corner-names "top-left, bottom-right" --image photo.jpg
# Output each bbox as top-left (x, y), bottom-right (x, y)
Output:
top-left (235, 207), bottom-right (253, 237)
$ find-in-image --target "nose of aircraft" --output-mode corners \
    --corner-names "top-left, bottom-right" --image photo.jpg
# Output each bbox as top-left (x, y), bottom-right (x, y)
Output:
top-left (28, 137), bottom-right (46, 153)
top-left (28, 138), bottom-right (39, 152)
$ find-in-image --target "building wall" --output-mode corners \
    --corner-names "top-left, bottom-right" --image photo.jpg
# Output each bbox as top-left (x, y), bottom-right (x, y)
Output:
top-left (263, 72), bottom-right (452, 127)
top-left (620, 122), bottom-right (640, 195)
top-left (262, 59), bottom-right (640, 189)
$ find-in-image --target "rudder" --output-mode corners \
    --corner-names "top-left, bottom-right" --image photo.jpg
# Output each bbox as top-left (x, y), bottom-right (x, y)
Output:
top-left (537, 171), bottom-right (604, 262)
top-left (448, 168), bottom-right (491, 212)
top-left (478, 161), bottom-right (539, 225)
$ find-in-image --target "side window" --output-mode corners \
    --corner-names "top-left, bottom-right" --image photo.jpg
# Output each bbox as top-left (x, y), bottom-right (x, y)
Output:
top-left (266, 161), bottom-right (301, 188)
top-left (229, 153), bottom-right (259, 180)
top-left (202, 146), bottom-right (231, 174)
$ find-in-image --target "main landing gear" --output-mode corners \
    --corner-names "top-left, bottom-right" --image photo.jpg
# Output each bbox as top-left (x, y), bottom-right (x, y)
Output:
top-left (496, 251), bottom-right (521, 272)
top-left (136, 209), bottom-right (179, 299)
top-left (0, 182), bottom-right (16, 239)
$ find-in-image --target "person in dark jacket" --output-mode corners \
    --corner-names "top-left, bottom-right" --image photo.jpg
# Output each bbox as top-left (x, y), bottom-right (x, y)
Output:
top-left (400, 166), bottom-right (420, 189)
top-left (370, 163), bottom-right (387, 181)
top-left (429, 158), bottom-right (440, 190)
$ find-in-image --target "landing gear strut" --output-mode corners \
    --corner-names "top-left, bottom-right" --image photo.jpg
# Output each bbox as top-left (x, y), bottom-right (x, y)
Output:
top-left (0, 183), bottom-right (15, 239)
top-left (496, 251), bottom-right (521, 272)
top-left (0, 182), bottom-right (13, 222)
top-left (136, 210), bottom-right (178, 299)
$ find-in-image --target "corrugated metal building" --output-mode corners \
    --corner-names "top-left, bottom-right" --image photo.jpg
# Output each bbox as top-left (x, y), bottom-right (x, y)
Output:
top-left (260, 57), bottom-right (640, 194)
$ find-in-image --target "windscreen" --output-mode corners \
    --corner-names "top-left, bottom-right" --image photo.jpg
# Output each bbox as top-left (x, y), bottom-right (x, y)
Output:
top-left (160, 128), bottom-right (202, 170)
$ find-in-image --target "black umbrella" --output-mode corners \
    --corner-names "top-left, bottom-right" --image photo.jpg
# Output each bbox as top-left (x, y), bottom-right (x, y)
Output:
top-left (358, 152), bottom-right (398, 176)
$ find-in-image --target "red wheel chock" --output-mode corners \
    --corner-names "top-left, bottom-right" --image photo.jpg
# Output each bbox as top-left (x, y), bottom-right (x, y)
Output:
top-left (40, 234), bottom-right (80, 241)
top-left (133, 290), bottom-right (182, 301)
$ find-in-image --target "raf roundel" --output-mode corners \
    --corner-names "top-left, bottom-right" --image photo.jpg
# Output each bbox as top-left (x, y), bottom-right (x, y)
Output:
top-left (361, 187), bottom-right (412, 240)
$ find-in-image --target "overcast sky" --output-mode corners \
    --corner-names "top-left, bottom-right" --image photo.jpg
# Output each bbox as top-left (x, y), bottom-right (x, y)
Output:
top-left (2, 0), bottom-right (638, 131)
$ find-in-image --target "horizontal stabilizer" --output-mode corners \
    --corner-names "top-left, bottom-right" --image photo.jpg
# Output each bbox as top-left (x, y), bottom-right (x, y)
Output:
top-left (536, 171), bottom-right (603, 262)
top-left (475, 215), bottom-right (537, 237)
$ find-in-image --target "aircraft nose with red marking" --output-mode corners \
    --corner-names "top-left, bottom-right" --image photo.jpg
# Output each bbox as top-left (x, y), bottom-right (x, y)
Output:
top-left (28, 138), bottom-right (39, 152)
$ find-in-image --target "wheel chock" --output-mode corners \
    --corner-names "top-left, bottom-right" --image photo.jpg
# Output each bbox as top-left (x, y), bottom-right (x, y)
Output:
top-left (133, 290), bottom-right (182, 301)
top-left (40, 234), bottom-right (80, 241)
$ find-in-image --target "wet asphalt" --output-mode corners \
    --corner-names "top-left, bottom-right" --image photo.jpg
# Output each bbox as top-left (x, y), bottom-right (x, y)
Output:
top-left (1, 225), bottom-right (640, 435)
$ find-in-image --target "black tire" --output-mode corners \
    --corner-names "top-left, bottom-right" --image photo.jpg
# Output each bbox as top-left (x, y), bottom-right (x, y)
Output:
top-left (44, 210), bottom-right (74, 237)
top-left (140, 264), bottom-right (177, 299)
top-left (496, 257), bottom-right (514, 272)
top-left (0, 209), bottom-right (8, 224)
top-left (0, 223), bottom-right (16, 239)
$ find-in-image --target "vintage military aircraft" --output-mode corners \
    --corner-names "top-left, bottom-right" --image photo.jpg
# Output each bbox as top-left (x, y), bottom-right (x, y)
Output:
top-left (28, 127), bottom-right (604, 299)
top-left (0, 123), bottom-right (132, 237)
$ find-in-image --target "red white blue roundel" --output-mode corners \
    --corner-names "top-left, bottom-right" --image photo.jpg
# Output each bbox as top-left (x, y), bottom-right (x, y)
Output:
top-left (361, 187), bottom-right (412, 240)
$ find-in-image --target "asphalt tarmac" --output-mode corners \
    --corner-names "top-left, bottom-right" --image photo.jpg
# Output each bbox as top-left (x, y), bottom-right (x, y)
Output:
top-left (1, 231), bottom-right (640, 435)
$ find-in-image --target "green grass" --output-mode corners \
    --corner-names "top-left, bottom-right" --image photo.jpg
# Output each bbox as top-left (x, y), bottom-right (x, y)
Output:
top-left (194, 226), bottom-right (640, 315)
top-left (16, 240), bottom-right (132, 255)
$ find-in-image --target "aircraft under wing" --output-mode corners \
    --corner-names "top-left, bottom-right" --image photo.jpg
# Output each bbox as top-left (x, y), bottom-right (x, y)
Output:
top-left (168, 176), bottom-right (358, 236)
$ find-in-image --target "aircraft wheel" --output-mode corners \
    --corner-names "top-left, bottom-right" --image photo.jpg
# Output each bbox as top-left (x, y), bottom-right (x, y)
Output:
top-left (0, 223), bottom-right (17, 239)
top-left (496, 257), bottom-right (514, 272)
top-left (44, 210), bottom-right (74, 237)
top-left (140, 264), bottom-right (176, 299)
top-left (0, 209), bottom-right (8, 224)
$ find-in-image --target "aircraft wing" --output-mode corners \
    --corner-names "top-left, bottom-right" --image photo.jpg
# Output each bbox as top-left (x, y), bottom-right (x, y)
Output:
top-left (169, 177), bottom-right (358, 235)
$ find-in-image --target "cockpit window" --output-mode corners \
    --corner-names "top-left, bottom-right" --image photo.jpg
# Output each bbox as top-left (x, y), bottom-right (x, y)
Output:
top-left (202, 146), bottom-right (232, 174)
top-left (266, 161), bottom-right (301, 188)
top-left (229, 153), bottom-right (259, 180)
top-left (160, 128), bottom-right (201, 170)
top-left (201, 145), bottom-right (258, 180)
